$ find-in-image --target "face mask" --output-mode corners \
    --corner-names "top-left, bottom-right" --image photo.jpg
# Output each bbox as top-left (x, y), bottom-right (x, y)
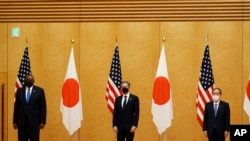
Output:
top-left (212, 95), bottom-right (220, 101)
top-left (122, 87), bottom-right (129, 93)
top-left (25, 81), bottom-right (33, 88)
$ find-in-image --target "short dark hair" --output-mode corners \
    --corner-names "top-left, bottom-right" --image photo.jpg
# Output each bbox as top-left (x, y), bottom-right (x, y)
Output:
top-left (212, 88), bottom-right (222, 94)
top-left (121, 81), bottom-right (130, 87)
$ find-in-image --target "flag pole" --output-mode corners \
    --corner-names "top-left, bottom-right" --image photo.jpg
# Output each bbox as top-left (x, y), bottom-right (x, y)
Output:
top-left (70, 39), bottom-right (80, 141)
top-left (71, 129), bottom-right (79, 141)
top-left (163, 130), bottom-right (166, 141)
top-left (158, 37), bottom-right (166, 141)
top-left (26, 37), bottom-right (28, 47)
top-left (206, 34), bottom-right (209, 45)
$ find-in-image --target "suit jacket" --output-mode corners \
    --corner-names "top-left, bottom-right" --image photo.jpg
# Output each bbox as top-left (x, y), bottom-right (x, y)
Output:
top-left (113, 93), bottom-right (139, 130)
top-left (203, 100), bottom-right (230, 136)
top-left (13, 85), bottom-right (47, 127)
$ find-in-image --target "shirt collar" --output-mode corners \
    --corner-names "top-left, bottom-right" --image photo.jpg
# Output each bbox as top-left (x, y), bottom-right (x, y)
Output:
top-left (123, 93), bottom-right (130, 98)
top-left (26, 86), bottom-right (33, 91)
top-left (213, 100), bottom-right (220, 105)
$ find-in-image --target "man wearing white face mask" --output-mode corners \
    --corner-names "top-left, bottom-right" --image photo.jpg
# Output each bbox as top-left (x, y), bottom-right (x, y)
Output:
top-left (203, 88), bottom-right (230, 141)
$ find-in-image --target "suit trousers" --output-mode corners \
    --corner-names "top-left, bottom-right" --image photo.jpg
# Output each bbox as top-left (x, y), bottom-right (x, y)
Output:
top-left (17, 119), bottom-right (40, 141)
top-left (208, 128), bottom-right (225, 141)
top-left (117, 128), bottom-right (134, 141)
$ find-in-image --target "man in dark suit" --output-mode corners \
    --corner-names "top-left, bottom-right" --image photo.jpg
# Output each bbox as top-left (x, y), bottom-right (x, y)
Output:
top-left (203, 88), bottom-right (230, 141)
top-left (113, 81), bottom-right (140, 141)
top-left (13, 74), bottom-right (47, 141)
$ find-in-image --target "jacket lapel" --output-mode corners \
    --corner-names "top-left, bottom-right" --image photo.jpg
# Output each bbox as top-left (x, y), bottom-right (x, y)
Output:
top-left (126, 95), bottom-right (133, 106)
top-left (28, 86), bottom-right (37, 102)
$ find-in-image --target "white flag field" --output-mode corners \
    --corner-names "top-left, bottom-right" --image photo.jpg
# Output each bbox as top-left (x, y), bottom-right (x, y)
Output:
top-left (61, 47), bottom-right (83, 135)
top-left (151, 45), bottom-right (173, 134)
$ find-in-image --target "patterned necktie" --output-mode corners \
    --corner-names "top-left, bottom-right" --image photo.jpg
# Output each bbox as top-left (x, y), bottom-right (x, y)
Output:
top-left (214, 104), bottom-right (218, 117)
top-left (26, 88), bottom-right (31, 103)
top-left (123, 96), bottom-right (127, 108)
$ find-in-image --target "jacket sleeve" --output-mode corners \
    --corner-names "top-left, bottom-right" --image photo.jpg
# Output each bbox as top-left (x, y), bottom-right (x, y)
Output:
top-left (13, 90), bottom-right (20, 124)
top-left (225, 102), bottom-right (230, 131)
top-left (132, 96), bottom-right (140, 127)
top-left (202, 103), bottom-right (208, 131)
top-left (112, 98), bottom-right (119, 127)
top-left (39, 88), bottom-right (47, 124)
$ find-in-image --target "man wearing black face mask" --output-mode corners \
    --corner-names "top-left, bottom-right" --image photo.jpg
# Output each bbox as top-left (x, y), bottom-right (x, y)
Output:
top-left (13, 74), bottom-right (47, 141)
top-left (113, 81), bottom-right (140, 141)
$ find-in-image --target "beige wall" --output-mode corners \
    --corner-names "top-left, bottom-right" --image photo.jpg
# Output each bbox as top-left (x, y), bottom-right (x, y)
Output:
top-left (0, 22), bottom-right (249, 141)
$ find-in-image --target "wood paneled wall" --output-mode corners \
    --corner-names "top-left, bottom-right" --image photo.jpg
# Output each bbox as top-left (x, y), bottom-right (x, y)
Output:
top-left (0, 22), bottom-right (248, 141)
top-left (0, 0), bottom-right (250, 141)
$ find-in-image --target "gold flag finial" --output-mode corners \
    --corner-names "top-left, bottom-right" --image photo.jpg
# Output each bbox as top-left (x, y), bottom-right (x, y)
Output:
top-left (162, 37), bottom-right (166, 43)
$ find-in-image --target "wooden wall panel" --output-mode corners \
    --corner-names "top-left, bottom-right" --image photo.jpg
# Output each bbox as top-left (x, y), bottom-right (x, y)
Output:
top-left (4, 21), bottom-right (248, 141)
top-left (0, 73), bottom-right (7, 141)
top-left (160, 22), bottom-right (243, 141)
top-left (243, 21), bottom-right (250, 123)
top-left (0, 23), bottom-right (7, 73)
top-left (7, 23), bottom-right (80, 141)
top-left (0, 23), bottom-right (8, 141)
top-left (79, 22), bottom-right (160, 141)
top-left (1, 1), bottom-right (250, 141)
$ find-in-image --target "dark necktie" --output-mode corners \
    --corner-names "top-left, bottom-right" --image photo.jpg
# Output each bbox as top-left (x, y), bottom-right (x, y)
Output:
top-left (214, 104), bottom-right (218, 117)
top-left (26, 88), bottom-right (31, 103)
top-left (123, 96), bottom-right (127, 108)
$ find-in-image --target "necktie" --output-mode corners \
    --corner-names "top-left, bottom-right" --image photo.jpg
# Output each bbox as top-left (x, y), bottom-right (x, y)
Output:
top-left (123, 96), bottom-right (127, 108)
top-left (214, 104), bottom-right (218, 117)
top-left (26, 88), bottom-right (31, 103)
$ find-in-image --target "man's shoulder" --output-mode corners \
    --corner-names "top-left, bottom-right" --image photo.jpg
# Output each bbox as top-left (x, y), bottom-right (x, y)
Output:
top-left (33, 85), bottom-right (45, 93)
top-left (116, 95), bottom-right (123, 100)
top-left (33, 85), bottom-right (43, 90)
top-left (205, 101), bottom-right (213, 105)
top-left (130, 93), bottom-right (139, 99)
top-left (220, 100), bottom-right (229, 105)
top-left (16, 87), bottom-right (25, 93)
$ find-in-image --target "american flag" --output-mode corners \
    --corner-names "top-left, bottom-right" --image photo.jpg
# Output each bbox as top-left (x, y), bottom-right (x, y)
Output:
top-left (15, 47), bottom-right (32, 94)
top-left (196, 45), bottom-right (215, 127)
top-left (105, 45), bottom-right (122, 114)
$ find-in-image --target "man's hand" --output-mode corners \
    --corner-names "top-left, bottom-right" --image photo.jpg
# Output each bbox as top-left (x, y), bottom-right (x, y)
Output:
top-left (130, 126), bottom-right (136, 133)
top-left (224, 131), bottom-right (229, 137)
top-left (13, 123), bottom-right (18, 129)
top-left (39, 123), bottom-right (45, 129)
top-left (203, 131), bottom-right (208, 137)
top-left (113, 126), bottom-right (118, 133)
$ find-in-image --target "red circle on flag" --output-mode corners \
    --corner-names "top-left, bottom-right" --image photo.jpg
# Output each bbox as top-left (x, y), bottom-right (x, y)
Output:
top-left (62, 78), bottom-right (79, 108)
top-left (153, 76), bottom-right (170, 105)
top-left (247, 81), bottom-right (250, 100)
